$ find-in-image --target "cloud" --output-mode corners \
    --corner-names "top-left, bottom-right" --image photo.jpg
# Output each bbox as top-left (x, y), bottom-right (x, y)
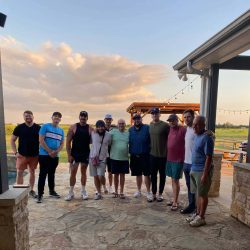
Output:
top-left (1, 36), bottom-right (168, 123)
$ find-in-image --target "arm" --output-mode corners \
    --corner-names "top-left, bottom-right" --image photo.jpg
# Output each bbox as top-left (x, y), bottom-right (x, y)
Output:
top-left (10, 135), bottom-right (19, 157)
top-left (201, 155), bottom-right (212, 184)
top-left (66, 125), bottom-right (75, 163)
top-left (39, 134), bottom-right (53, 156)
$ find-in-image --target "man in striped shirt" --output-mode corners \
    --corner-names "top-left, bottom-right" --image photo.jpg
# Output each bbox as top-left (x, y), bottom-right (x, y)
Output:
top-left (37, 112), bottom-right (64, 203)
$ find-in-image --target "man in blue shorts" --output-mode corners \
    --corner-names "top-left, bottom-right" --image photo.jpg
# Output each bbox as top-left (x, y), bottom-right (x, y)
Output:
top-left (37, 112), bottom-right (64, 203)
top-left (129, 114), bottom-right (152, 202)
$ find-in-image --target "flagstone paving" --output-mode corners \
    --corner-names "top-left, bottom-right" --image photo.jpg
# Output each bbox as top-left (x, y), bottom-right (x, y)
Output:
top-left (27, 164), bottom-right (250, 250)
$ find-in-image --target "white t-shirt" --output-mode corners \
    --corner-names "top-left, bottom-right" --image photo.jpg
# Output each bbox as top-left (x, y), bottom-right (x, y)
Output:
top-left (184, 126), bottom-right (195, 164)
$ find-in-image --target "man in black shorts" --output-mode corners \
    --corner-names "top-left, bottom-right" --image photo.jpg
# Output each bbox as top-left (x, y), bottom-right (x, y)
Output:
top-left (129, 114), bottom-right (152, 202)
top-left (65, 111), bottom-right (93, 201)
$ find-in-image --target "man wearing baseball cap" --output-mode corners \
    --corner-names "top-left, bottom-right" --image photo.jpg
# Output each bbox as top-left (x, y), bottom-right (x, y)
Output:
top-left (149, 108), bottom-right (169, 202)
top-left (166, 114), bottom-right (186, 211)
top-left (37, 112), bottom-right (64, 203)
top-left (129, 113), bottom-right (152, 202)
top-left (65, 111), bottom-right (93, 201)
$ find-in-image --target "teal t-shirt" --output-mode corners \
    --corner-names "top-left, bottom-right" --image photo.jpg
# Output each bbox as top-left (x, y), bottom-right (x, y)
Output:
top-left (110, 129), bottom-right (129, 161)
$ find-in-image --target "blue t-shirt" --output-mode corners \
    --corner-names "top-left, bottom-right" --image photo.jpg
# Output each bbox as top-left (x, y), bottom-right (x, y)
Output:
top-left (191, 133), bottom-right (214, 172)
top-left (39, 123), bottom-right (64, 156)
top-left (129, 124), bottom-right (150, 155)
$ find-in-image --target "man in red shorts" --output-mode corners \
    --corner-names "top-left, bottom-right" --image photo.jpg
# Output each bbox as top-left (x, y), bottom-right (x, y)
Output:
top-left (10, 110), bottom-right (41, 198)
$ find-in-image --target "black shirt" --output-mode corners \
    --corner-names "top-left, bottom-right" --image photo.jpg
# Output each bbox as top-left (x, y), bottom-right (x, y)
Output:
top-left (71, 123), bottom-right (91, 157)
top-left (13, 123), bottom-right (41, 157)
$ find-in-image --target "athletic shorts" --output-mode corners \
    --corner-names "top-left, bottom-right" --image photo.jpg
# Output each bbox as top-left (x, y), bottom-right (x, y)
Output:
top-left (89, 161), bottom-right (106, 177)
top-left (16, 155), bottom-right (39, 171)
top-left (130, 154), bottom-right (151, 176)
top-left (190, 167), bottom-right (213, 197)
top-left (106, 157), bottom-right (112, 172)
top-left (111, 159), bottom-right (129, 174)
top-left (71, 153), bottom-right (89, 165)
top-left (166, 161), bottom-right (183, 180)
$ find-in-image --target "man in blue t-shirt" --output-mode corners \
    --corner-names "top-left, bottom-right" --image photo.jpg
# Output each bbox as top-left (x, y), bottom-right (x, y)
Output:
top-left (188, 116), bottom-right (214, 227)
top-left (129, 114), bottom-right (152, 202)
top-left (37, 112), bottom-right (64, 203)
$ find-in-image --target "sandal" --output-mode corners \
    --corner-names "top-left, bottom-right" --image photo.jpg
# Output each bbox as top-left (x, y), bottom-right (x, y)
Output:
top-left (112, 193), bottom-right (119, 198)
top-left (119, 193), bottom-right (125, 199)
top-left (167, 201), bottom-right (173, 206)
top-left (171, 204), bottom-right (179, 211)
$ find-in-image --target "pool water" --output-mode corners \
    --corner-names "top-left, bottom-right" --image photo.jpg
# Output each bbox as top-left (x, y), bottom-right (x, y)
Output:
top-left (8, 172), bottom-right (17, 185)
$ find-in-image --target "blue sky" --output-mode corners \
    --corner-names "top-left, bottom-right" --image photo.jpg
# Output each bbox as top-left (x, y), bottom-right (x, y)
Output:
top-left (0, 1), bottom-right (249, 124)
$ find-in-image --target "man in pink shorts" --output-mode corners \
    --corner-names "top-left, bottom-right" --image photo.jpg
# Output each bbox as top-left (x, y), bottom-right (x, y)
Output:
top-left (10, 110), bottom-right (41, 198)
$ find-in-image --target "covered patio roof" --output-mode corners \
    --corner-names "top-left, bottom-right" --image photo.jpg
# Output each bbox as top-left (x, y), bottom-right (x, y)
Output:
top-left (173, 10), bottom-right (250, 73)
top-left (173, 9), bottom-right (250, 162)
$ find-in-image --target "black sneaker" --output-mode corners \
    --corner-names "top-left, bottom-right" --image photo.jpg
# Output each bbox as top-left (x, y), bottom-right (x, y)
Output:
top-left (37, 195), bottom-right (43, 203)
top-left (29, 190), bottom-right (38, 199)
top-left (49, 191), bottom-right (61, 198)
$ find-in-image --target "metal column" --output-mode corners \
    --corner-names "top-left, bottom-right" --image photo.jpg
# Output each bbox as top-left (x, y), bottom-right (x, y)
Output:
top-left (206, 64), bottom-right (219, 132)
top-left (0, 52), bottom-right (8, 193)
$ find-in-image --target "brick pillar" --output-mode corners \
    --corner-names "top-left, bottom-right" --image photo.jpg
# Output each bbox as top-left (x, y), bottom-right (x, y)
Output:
top-left (0, 187), bottom-right (29, 250)
top-left (208, 153), bottom-right (222, 197)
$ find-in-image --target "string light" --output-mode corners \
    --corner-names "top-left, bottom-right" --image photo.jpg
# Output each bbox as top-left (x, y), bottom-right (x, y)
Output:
top-left (217, 109), bottom-right (250, 115)
top-left (166, 76), bottom-right (199, 104)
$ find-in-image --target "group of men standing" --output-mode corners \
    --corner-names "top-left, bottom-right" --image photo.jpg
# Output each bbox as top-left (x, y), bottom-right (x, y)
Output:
top-left (11, 108), bottom-right (214, 227)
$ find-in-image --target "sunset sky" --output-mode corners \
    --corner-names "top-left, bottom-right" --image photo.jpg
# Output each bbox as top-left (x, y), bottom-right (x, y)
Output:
top-left (0, 1), bottom-right (249, 125)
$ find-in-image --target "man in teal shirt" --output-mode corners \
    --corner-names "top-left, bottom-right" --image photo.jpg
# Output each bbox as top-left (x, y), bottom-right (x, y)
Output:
top-left (110, 119), bottom-right (129, 198)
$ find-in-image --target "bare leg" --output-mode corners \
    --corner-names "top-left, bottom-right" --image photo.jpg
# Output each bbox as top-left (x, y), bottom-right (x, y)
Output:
top-left (114, 174), bottom-right (119, 193)
top-left (69, 165), bottom-right (78, 186)
top-left (28, 168), bottom-right (35, 190)
top-left (99, 176), bottom-right (106, 186)
top-left (94, 176), bottom-right (101, 193)
top-left (172, 179), bottom-right (180, 205)
top-left (80, 164), bottom-right (87, 186)
top-left (144, 176), bottom-right (151, 193)
top-left (136, 176), bottom-right (142, 191)
top-left (120, 174), bottom-right (125, 194)
top-left (199, 196), bottom-right (208, 218)
top-left (108, 172), bottom-right (113, 187)
top-left (16, 169), bottom-right (24, 184)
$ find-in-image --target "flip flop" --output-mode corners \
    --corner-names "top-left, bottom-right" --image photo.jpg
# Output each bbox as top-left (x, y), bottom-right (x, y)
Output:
top-left (112, 193), bottom-right (119, 198)
top-left (171, 204), bottom-right (179, 211)
top-left (119, 193), bottom-right (125, 199)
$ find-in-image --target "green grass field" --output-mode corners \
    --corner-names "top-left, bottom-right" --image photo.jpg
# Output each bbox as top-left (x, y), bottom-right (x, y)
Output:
top-left (5, 124), bottom-right (248, 163)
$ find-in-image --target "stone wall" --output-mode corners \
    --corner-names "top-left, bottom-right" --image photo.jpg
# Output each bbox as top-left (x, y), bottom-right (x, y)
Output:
top-left (208, 153), bottom-right (222, 197)
top-left (231, 163), bottom-right (250, 227)
top-left (0, 187), bottom-right (30, 249)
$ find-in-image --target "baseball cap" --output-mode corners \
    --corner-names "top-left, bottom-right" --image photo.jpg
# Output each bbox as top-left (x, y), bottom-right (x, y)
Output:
top-left (132, 113), bottom-right (142, 120)
top-left (167, 114), bottom-right (178, 122)
top-left (151, 107), bottom-right (160, 114)
top-left (95, 120), bottom-right (105, 127)
top-left (52, 111), bottom-right (62, 118)
top-left (104, 114), bottom-right (112, 119)
top-left (79, 111), bottom-right (88, 117)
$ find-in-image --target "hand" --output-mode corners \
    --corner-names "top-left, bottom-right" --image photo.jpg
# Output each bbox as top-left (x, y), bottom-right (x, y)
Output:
top-left (68, 155), bottom-right (74, 163)
top-left (201, 173), bottom-right (208, 184)
top-left (49, 150), bottom-right (57, 158)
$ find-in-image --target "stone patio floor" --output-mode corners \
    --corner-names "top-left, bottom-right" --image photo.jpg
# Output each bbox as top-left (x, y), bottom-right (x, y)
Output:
top-left (26, 164), bottom-right (250, 250)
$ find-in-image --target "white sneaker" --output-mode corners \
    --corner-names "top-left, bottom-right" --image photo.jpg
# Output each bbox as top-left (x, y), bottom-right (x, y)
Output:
top-left (81, 191), bottom-right (88, 200)
top-left (186, 213), bottom-right (197, 222)
top-left (108, 186), bottom-right (115, 194)
top-left (94, 193), bottom-right (102, 200)
top-left (189, 215), bottom-right (206, 227)
top-left (146, 192), bottom-right (153, 202)
top-left (64, 192), bottom-right (74, 201)
top-left (133, 191), bottom-right (142, 198)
